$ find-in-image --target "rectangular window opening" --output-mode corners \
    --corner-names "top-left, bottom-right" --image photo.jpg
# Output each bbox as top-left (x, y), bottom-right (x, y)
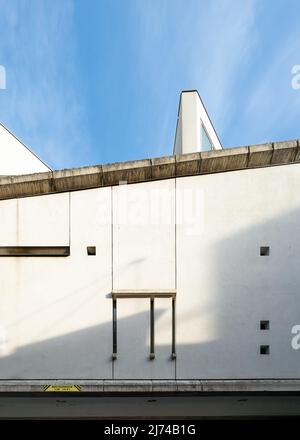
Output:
top-left (260, 246), bottom-right (270, 256)
top-left (260, 320), bottom-right (270, 330)
top-left (200, 120), bottom-right (213, 151)
top-left (87, 246), bottom-right (96, 256)
top-left (260, 345), bottom-right (270, 355)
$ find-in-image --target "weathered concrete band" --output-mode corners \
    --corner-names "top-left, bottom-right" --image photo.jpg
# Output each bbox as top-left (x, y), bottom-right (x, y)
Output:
top-left (0, 380), bottom-right (300, 393)
top-left (0, 140), bottom-right (299, 201)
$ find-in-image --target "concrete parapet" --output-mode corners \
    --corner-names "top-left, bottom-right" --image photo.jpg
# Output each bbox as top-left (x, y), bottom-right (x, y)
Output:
top-left (1, 140), bottom-right (300, 200)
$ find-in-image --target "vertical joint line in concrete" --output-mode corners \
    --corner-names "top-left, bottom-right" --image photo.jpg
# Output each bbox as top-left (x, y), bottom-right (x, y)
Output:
top-left (294, 140), bottom-right (300, 162)
top-left (111, 187), bottom-right (115, 378)
top-left (68, 192), bottom-right (71, 248)
top-left (174, 177), bottom-right (177, 378)
top-left (270, 142), bottom-right (275, 165)
top-left (111, 186), bottom-right (114, 292)
top-left (175, 177), bottom-right (177, 291)
top-left (246, 146), bottom-right (250, 169)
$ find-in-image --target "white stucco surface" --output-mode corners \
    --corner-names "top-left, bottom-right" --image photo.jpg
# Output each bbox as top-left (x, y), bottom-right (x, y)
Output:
top-left (0, 123), bottom-right (50, 175)
top-left (0, 163), bottom-right (300, 379)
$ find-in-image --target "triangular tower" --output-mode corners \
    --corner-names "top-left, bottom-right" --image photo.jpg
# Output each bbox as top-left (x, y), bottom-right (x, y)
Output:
top-left (174, 90), bottom-right (222, 155)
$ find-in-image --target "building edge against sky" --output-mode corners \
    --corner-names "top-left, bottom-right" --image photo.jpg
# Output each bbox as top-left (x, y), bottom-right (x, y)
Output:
top-left (174, 90), bottom-right (222, 156)
top-left (0, 91), bottom-right (300, 392)
top-left (0, 90), bottom-right (220, 176)
top-left (0, 122), bottom-right (51, 176)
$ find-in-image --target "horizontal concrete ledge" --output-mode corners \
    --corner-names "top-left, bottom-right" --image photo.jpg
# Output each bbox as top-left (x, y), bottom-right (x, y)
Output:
top-left (1, 380), bottom-right (300, 394)
top-left (0, 246), bottom-right (70, 257)
top-left (112, 289), bottom-right (177, 299)
top-left (0, 139), bottom-right (299, 201)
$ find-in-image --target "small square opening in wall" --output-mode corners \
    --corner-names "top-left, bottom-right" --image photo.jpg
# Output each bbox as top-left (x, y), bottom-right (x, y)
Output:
top-left (87, 246), bottom-right (96, 256)
top-left (260, 345), bottom-right (270, 355)
top-left (260, 246), bottom-right (270, 256)
top-left (260, 320), bottom-right (270, 330)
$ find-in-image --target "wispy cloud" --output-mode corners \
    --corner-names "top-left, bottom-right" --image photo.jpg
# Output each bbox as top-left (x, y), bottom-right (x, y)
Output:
top-left (0, 0), bottom-right (91, 169)
top-left (192, 0), bottom-right (258, 135)
top-left (131, 0), bottom-right (300, 150)
top-left (128, 0), bottom-right (258, 153)
top-left (243, 28), bottom-right (300, 142)
top-left (0, 0), bottom-right (298, 169)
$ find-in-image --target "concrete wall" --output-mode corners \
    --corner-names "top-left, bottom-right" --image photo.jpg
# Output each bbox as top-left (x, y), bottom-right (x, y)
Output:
top-left (0, 189), bottom-right (112, 379)
top-left (0, 163), bottom-right (300, 379)
top-left (176, 165), bottom-right (300, 378)
top-left (113, 180), bottom-right (175, 379)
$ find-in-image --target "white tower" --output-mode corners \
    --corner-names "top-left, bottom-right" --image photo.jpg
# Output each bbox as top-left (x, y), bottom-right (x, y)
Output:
top-left (174, 90), bottom-right (222, 155)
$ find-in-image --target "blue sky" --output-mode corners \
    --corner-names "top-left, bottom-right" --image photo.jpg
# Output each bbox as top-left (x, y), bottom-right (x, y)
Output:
top-left (0, 0), bottom-right (300, 170)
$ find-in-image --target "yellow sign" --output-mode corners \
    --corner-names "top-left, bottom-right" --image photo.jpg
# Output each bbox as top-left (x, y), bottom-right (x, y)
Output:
top-left (43, 385), bottom-right (81, 392)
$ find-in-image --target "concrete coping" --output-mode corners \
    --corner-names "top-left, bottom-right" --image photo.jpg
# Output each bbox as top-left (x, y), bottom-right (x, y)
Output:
top-left (0, 139), bottom-right (299, 200)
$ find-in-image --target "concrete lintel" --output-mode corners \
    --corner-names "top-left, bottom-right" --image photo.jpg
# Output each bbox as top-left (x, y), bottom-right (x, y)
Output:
top-left (200, 147), bottom-right (249, 174)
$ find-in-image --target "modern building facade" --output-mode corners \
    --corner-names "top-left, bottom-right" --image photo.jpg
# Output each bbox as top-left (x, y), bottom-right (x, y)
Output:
top-left (0, 91), bottom-right (300, 417)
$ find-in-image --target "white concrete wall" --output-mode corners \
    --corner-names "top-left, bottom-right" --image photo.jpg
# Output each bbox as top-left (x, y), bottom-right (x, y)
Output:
top-left (0, 123), bottom-right (50, 176)
top-left (0, 193), bottom-right (69, 246)
top-left (0, 189), bottom-right (112, 379)
top-left (0, 163), bottom-right (300, 379)
top-left (113, 180), bottom-right (175, 290)
top-left (113, 180), bottom-right (175, 379)
top-left (176, 164), bottom-right (300, 379)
